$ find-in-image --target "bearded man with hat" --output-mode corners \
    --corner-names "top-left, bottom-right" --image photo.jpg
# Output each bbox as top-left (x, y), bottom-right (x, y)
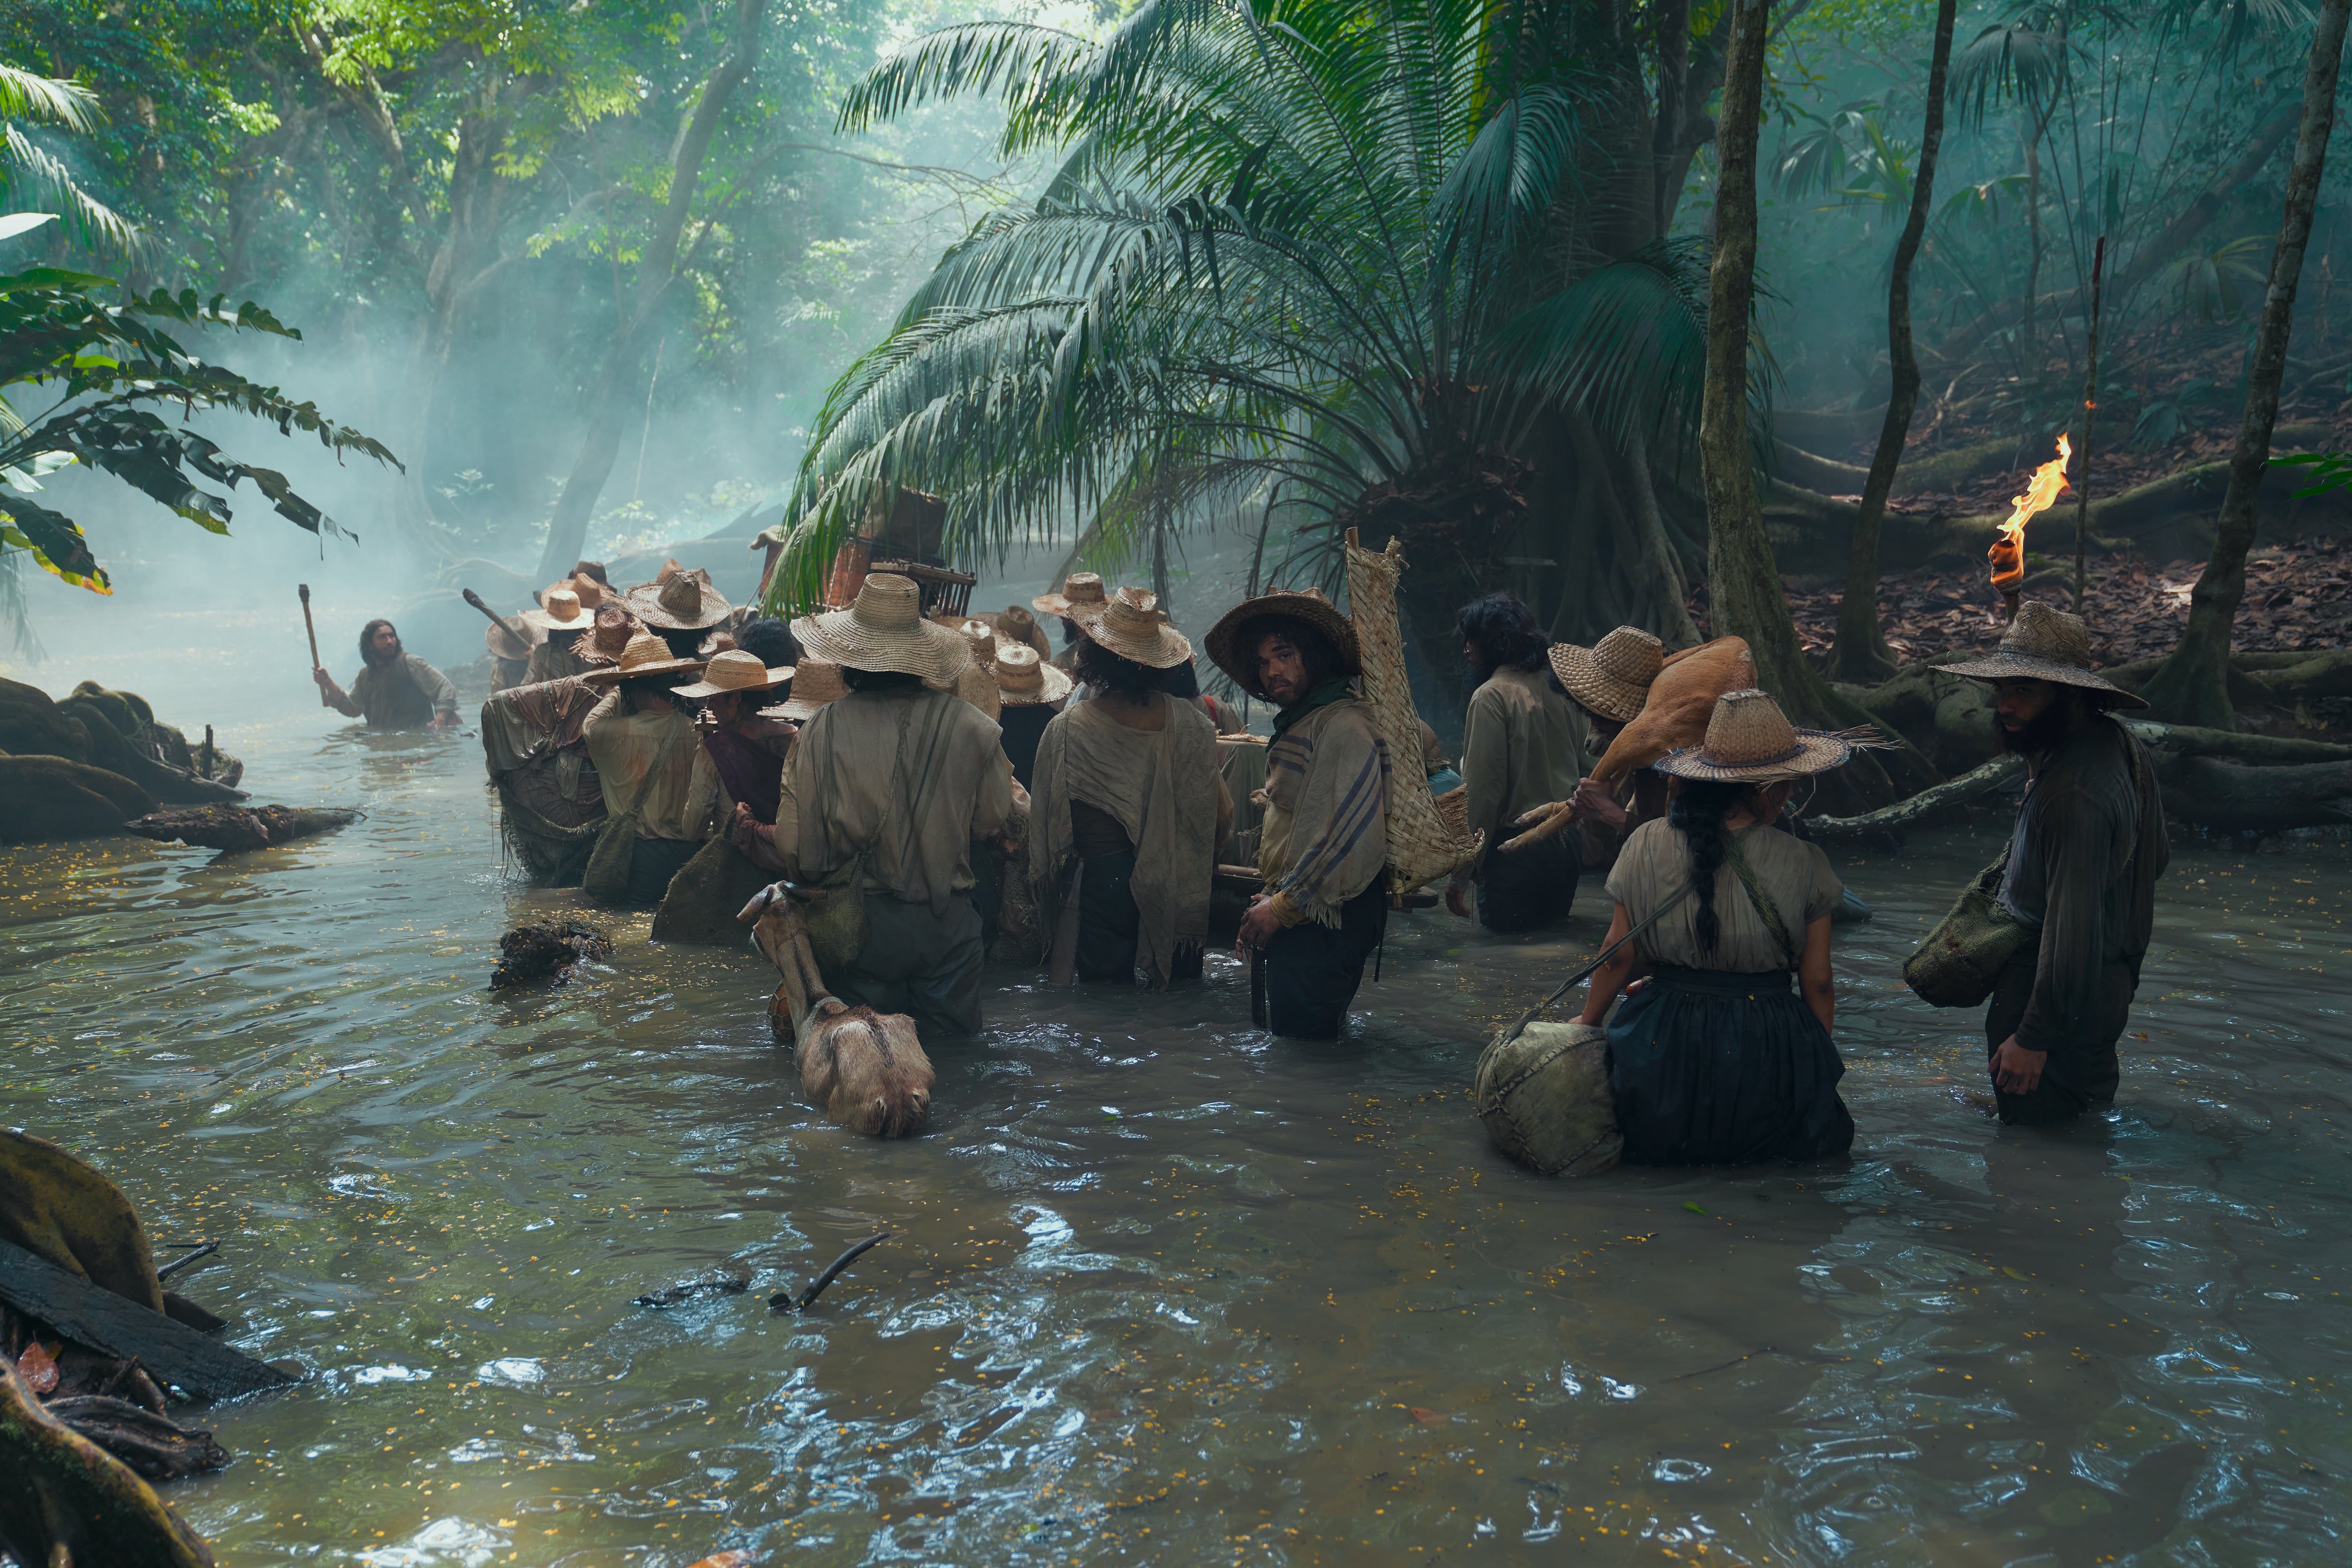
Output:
top-left (1206, 587), bottom-right (1389, 1039)
top-left (580, 632), bottom-right (720, 906)
top-left (776, 574), bottom-right (1012, 1037)
top-left (1944, 602), bottom-right (2167, 1125)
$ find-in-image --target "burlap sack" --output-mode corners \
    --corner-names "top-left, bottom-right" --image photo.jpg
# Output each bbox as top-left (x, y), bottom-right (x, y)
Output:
top-left (651, 836), bottom-right (778, 945)
top-left (1474, 1019), bottom-right (1621, 1176)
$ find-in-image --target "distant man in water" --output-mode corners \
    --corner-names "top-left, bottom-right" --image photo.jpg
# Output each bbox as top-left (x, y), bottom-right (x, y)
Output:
top-left (314, 619), bottom-right (458, 729)
top-left (1206, 588), bottom-right (1388, 1039)
top-left (1946, 603), bottom-right (2167, 1124)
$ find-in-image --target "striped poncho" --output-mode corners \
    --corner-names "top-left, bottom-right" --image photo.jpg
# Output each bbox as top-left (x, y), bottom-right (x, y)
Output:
top-left (1258, 695), bottom-right (1390, 928)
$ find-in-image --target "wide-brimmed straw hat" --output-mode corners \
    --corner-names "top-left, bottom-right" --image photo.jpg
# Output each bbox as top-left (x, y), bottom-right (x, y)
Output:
top-left (1074, 586), bottom-right (1193, 669)
top-left (627, 565), bottom-right (733, 631)
top-left (580, 629), bottom-right (708, 686)
top-left (1204, 586), bottom-right (1361, 697)
top-left (765, 658), bottom-right (845, 721)
top-left (1943, 601), bottom-right (2150, 708)
top-left (1549, 626), bottom-right (1664, 724)
top-left (578, 605), bottom-right (636, 666)
top-left (1032, 572), bottom-right (1109, 619)
top-left (956, 617), bottom-right (1003, 661)
top-left (1653, 689), bottom-right (1857, 781)
top-left (989, 605), bottom-right (1054, 657)
top-left (672, 647), bottom-right (793, 700)
top-left (991, 642), bottom-right (1073, 706)
top-left (523, 586), bottom-right (594, 633)
top-left (483, 614), bottom-right (536, 660)
top-left (791, 572), bottom-right (971, 684)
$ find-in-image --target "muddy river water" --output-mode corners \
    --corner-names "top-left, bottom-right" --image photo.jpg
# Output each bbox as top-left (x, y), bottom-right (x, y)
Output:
top-left (5, 653), bottom-right (2351, 1568)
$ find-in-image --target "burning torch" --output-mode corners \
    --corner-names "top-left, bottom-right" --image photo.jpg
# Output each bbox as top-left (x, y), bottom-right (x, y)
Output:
top-left (1989, 434), bottom-right (2072, 622)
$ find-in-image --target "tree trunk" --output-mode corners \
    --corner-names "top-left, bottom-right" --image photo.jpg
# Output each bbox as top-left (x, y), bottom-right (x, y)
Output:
top-left (2136, 0), bottom-right (2350, 729)
top-left (536, 0), bottom-right (771, 582)
top-left (1828, 0), bottom-right (1955, 683)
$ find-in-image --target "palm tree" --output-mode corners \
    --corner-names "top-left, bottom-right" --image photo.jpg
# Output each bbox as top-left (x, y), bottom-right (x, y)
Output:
top-left (1, 63), bottom-right (142, 256)
top-left (767, 0), bottom-right (1713, 707)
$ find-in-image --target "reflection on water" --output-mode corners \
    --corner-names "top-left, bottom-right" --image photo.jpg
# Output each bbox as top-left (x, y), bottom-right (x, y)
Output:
top-left (3, 708), bottom-right (2350, 1566)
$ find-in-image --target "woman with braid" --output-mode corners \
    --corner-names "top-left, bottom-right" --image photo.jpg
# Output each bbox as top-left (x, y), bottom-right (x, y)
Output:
top-left (1575, 690), bottom-right (1858, 1165)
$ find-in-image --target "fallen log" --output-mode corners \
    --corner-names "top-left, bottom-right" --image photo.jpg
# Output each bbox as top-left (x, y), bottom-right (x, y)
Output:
top-left (2143, 752), bottom-right (2352, 835)
top-left (2120, 719), bottom-right (2352, 764)
top-left (0, 1362), bottom-right (216, 1568)
top-left (43, 1396), bottom-right (229, 1481)
top-left (0, 1239), bottom-right (297, 1401)
top-left (123, 804), bottom-right (362, 853)
top-left (1807, 756), bottom-right (2024, 843)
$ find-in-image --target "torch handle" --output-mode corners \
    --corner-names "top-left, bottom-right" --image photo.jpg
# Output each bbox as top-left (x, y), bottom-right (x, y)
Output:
top-left (299, 583), bottom-right (327, 706)
top-left (460, 587), bottom-right (517, 633)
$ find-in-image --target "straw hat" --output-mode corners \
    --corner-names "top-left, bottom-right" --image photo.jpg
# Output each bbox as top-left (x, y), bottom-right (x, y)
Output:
top-left (483, 614), bottom-right (536, 661)
top-left (1075, 586), bottom-right (1193, 669)
top-left (955, 662), bottom-right (1002, 721)
top-left (578, 605), bottom-right (636, 666)
top-left (1204, 586), bottom-right (1361, 697)
top-left (523, 585), bottom-right (594, 633)
top-left (765, 658), bottom-right (845, 721)
top-left (957, 617), bottom-right (1002, 661)
top-left (569, 574), bottom-right (612, 611)
top-left (627, 565), bottom-right (732, 631)
top-left (1652, 689), bottom-right (1857, 781)
top-left (990, 605), bottom-right (1054, 657)
top-left (1943, 601), bottom-right (2149, 708)
top-left (1033, 572), bottom-right (1109, 619)
top-left (1549, 626), bottom-right (1664, 724)
top-left (672, 647), bottom-right (793, 700)
top-left (580, 629), bottom-right (709, 686)
top-left (990, 641), bottom-right (1073, 706)
top-left (791, 572), bottom-right (971, 684)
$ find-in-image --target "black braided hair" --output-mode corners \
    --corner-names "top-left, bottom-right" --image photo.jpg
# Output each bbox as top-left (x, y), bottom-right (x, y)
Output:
top-left (1074, 636), bottom-right (1163, 698)
top-left (1666, 778), bottom-right (1750, 958)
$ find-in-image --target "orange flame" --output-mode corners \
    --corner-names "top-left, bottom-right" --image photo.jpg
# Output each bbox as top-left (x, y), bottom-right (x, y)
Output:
top-left (1988, 433), bottom-right (2072, 595)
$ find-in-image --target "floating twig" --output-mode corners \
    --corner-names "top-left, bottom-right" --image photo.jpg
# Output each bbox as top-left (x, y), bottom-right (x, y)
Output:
top-left (634, 1274), bottom-right (749, 1308)
top-left (156, 1242), bottom-right (217, 1281)
top-left (770, 1232), bottom-right (892, 1313)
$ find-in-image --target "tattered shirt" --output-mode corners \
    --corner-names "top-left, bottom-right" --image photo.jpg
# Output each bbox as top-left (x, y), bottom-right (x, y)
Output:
top-left (338, 654), bottom-right (458, 729)
top-left (583, 700), bottom-right (720, 842)
top-left (1259, 695), bottom-right (1390, 927)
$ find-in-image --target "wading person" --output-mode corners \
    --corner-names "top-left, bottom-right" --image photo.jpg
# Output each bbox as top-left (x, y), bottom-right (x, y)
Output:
top-left (1207, 589), bottom-right (1388, 1039)
top-left (1548, 625), bottom-right (1667, 863)
top-left (1030, 588), bottom-right (1227, 989)
top-left (673, 648), bottom-right (795, 827)
top-left (628, 564), bottom-right (733, 661)
top-left (1577, 690), bottom-right (1857, 1165)
top-left (522, 584), bottom-right (597, 684)
top-left (1944, 603), bottom-right (2166, 1125)
top-left (986, 639), bottom-right (1071, 790)
top-left (780, 574), bottom-right (1011, 1037)
top-left (314, 619), bottom-right (459, 729)
top-left (1033, 572), bottom-right (1109, 677)
top-left (1448, 592), bottom-right (1583, 931)
top-left (580, 633), bottom-right (719, 906)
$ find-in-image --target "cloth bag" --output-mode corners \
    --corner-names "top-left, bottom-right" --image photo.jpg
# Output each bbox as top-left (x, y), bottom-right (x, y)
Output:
top-left (1475, 1020), bottom-right (1621, 1175)
top-left (1903, 845), bottom-right (2028, 1007)
top-left (582, 724), bottom-right (682, 906)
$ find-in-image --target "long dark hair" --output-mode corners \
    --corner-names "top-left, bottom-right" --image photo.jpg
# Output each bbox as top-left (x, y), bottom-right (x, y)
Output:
top-left (1455, 591), bottom-right (1548, 680)
top-left (1235, 614), bottom-right (1340, 697)
top-left (358, 618), bottom-right (397, 666)
top-left (1666, 778), bottom-right (1752, 957)
top-left (1074, 636), bottom-right (1162, 698)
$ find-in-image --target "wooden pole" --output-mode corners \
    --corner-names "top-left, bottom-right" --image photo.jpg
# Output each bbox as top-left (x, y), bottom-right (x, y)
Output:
top-left (2071, 235), bottom-right (2106, 613)
top-left (298, 583), bottom-right (327, 707)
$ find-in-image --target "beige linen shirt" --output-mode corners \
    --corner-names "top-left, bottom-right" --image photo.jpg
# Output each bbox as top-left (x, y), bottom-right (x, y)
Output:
top-left (583, 700), bottom-right (720, 841)
top-left (1605, 819), bottom-right (1842, 972)
top-left (1460, 664), bottom-right (1583, 865)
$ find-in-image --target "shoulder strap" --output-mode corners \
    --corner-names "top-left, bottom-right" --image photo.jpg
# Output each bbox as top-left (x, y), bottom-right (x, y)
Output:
top-left (1493, 876), bottom-right (1703, 1051)
top-left (1722, 829), bottom-right (1797, 968)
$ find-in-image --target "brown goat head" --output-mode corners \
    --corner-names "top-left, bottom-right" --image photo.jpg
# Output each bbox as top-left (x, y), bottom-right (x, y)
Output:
top-left (798, 996), bottom-right (934, 1138)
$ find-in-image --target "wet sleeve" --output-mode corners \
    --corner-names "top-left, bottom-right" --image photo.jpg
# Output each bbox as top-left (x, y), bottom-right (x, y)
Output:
top-left (686, 741), bottom-right (722, 838)
top-left (1460, 685), bottom-right (1509, 857)
top-left (1271, 714), bottom-right (1389, 924)
top-left (1801, 844), bottom-right (1843, 925)
top-left (413, 657), bottom-right (460, 716)
top-left (1603, 822), bottom-right (1647, 913)
top-left (2015, 788), bottom-right (2115, 1057)
top-left (329, 672), bottom-right (365, 720)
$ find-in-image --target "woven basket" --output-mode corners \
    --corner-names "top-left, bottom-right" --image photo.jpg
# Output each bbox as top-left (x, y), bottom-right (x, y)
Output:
top-left (1344, 531), bottom-right (1480, 892)
top-left (1474, 1019), bottom-right (1621, 1176)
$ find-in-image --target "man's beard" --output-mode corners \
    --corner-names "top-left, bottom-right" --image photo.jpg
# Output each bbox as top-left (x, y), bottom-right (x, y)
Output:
top-left (366, 642), bottom-right (402, 667)
top-left (1999, 693), bottom-right (2082, 756)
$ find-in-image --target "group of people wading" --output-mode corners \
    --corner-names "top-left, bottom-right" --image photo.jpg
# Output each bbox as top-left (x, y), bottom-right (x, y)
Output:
top-left (321, 549), bottom-right (2167, 1163)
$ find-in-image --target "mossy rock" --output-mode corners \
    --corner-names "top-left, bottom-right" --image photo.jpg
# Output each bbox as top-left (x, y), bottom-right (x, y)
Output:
top-left (0, 756), bottom-right (157, 842)
top-left (67, 682), bottom-right (145, 737)
top-left (0, 677), bottom-right (92, 764)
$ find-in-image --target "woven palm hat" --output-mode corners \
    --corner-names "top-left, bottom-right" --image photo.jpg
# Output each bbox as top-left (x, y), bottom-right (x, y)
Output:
top-left (1943, 601), bottom-right (2150, 708)
top-left (580, 629), bottom-right (709, 687)
top-left (790, 572), bottom-right (972, 684)
top-left (569, 574), bottom-right (613, 611)
top-left (1549, 626), bottom-right (1665, 724)
top-left (577, 605), bottom-right (637, 666)
top-left (1653, 689), bottom-right (1856, 781)
top-left (991, 641), bottom-right (1073, 706)
top-left (1032, 572), bottom-right (1109, 619)
top-left (1205, 587), bottom-right (1361, 697)
top-left (483, 613), bottom-right (537, 660)
top-left (672, 647), bottom-right (793, 700)
top-left (992, 605), bottom-right (1054, 657)
top-left (955, 661), bottom-right (1003, 721)
top-left (627, 565), bottom-right (733, 630)
top-left (765, 658), bottom-right (846, 721)
top-left (523, 585), bottom-right (594, 633)
top-left (1074, 586), bottom-right (1194, 669)
top-left (957, 617), bottom-right (1004, 660)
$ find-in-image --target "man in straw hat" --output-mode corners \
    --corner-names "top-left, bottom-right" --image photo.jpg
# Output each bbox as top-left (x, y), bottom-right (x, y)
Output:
top-left (1206, 586), bottom-right (1388, 1038)
top-left (316, 619), bottom-right (460, 730)
top-left (979, 636), bottom-right (1071, 790)
top-left (1577, 688), bottom-right (1862, 1164)
top-left (1030, 588), bottom-right (1229, 989)
top-left (522, 582), bottom-right (600, 685)
top-left (673, 648), bottom-right (795, 828)
top-left (1944, 601), bottom-right (2167, 1126)
top-left (1449, 591), bottom-right (1585, 932)
top-left (776, 574), bottom-right (1012, 1036)
top-left (627, 563), bottom-right (734, 661)
top-left (1547, 625), bottom-right (1670, 863)
top-left (1034, 573), bottom-right (1110, 677)
top-left (580, 632), bottom-right (719, 905)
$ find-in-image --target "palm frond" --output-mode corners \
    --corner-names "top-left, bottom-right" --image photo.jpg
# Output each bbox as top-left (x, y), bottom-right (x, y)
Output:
top-left (0, 65), bottom-right (101, 133)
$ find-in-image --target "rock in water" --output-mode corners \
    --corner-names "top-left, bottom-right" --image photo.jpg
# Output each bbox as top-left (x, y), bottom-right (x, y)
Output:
top-left (123, 805), bottom-right (361, 853)
top-left (0, 756), bottom-right (157, 843)
top-left (491, 920), bottom-right (612, 988)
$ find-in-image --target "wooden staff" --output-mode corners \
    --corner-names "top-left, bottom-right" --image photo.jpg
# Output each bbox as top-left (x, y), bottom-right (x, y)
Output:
top-left (460, 587), bottom-right (527, 644)
top-left (298, 583), bottom-right (327, 707)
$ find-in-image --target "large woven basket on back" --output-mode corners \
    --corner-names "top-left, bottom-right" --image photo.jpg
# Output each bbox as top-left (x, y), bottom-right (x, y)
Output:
top-left (1344, 530), bottom-right (1480, 892)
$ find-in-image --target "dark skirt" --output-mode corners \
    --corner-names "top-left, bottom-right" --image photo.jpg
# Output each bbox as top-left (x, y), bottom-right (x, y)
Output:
top-left (1608, 964), bottom-right (1854, 1165)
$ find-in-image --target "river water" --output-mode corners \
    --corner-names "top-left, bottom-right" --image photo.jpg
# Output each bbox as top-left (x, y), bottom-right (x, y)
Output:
top-left (5, 641), bottom-right (2351, 1568)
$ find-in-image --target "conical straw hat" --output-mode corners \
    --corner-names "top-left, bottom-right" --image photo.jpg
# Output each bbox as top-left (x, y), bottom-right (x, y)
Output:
top-left (1942, 600), bottom-right (2148, 708)
top-left (580, 630), bottom-right (708, 686)
top-left (791, 573), bottom-right (971, 684)
top-left (1074, 586), bottom-right (1193, 669)
top-left (991, 641), bottom-right (1073, 706)
top-left (1032, 572), bottom-right (1110, 619)
top-left (1652, 689), bottom-right (1856, 780)
top-left (672, 647), bottom-right (794, 699)
top-left (627, 565), bottom-right (733, 630)
top-left (765, 657), bottom-right (846, 721)
top-left (1549, 626), bottom-right (1664, 723)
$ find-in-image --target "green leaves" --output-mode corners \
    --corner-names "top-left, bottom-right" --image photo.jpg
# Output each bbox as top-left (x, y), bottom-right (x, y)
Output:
top-left (0, 492), bottom-right (108, 593)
